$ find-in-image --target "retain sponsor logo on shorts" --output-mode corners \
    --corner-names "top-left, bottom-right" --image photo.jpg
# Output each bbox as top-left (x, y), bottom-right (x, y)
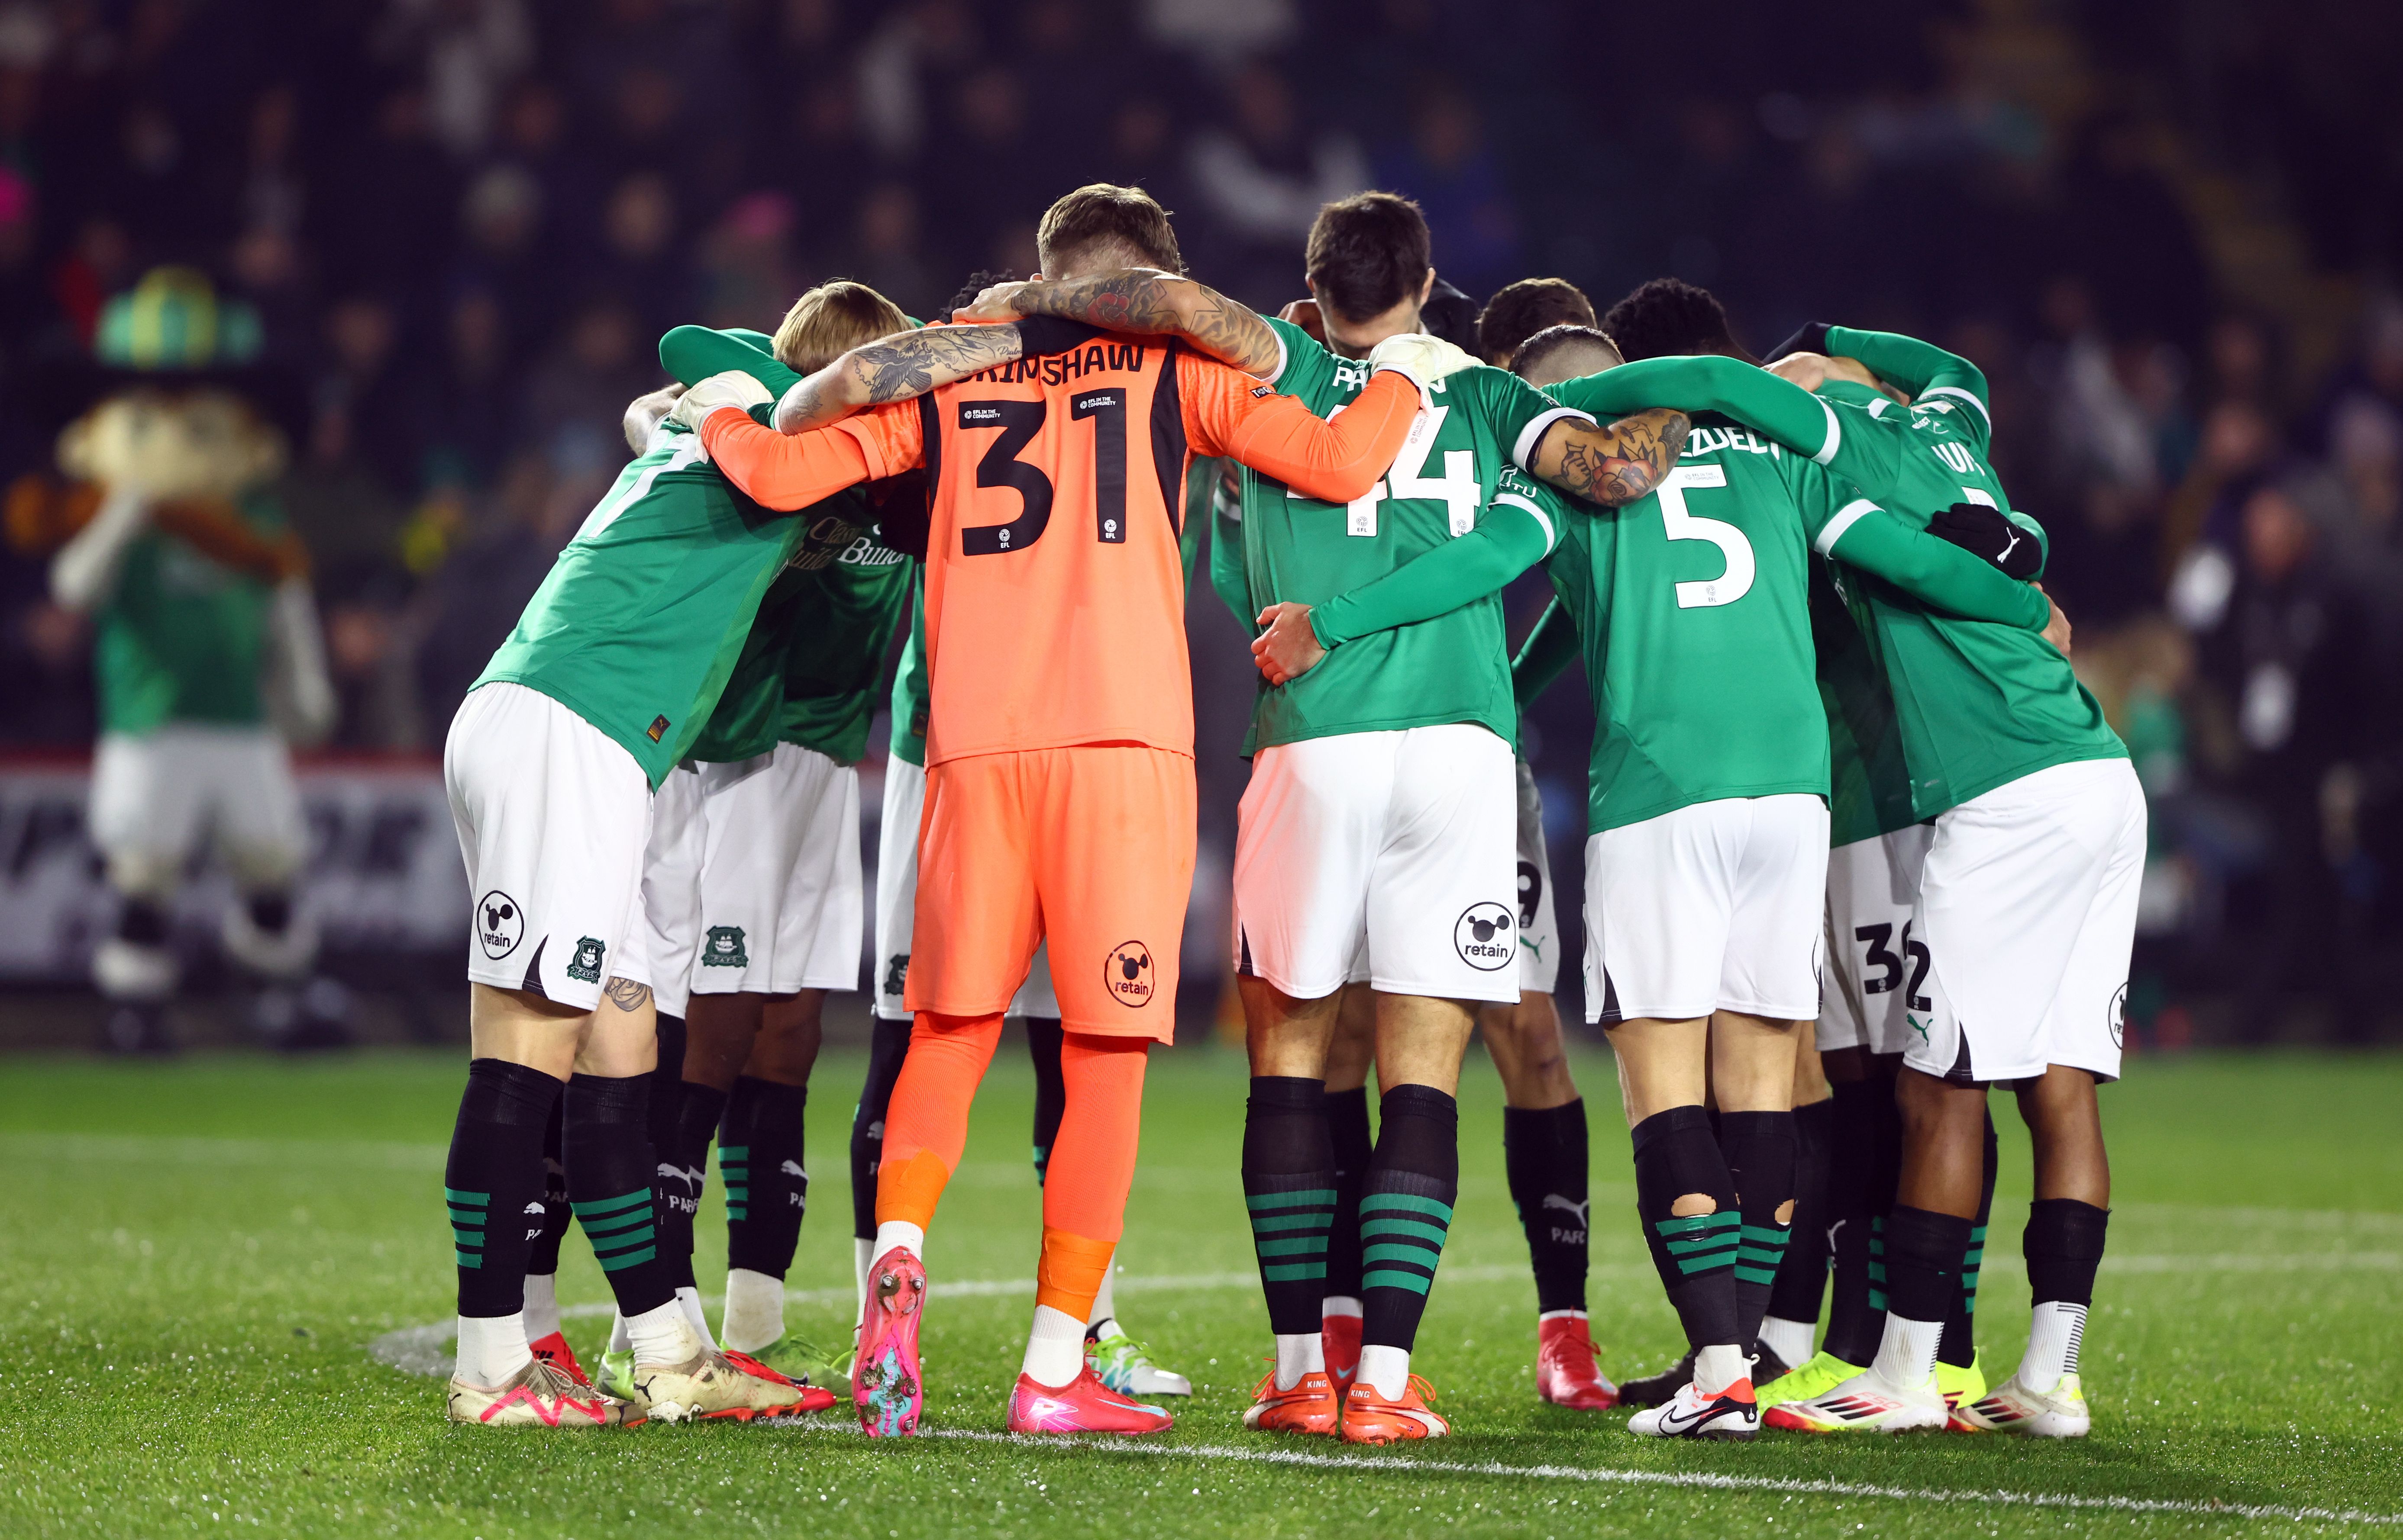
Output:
top-left (1454, 902), bottom-right (1516, 971)
top-left (702, 925), bottom-right (748, 968)
top-left (1105, 941), bottom-right (1156, 1007)
top-left (476, 891), bottom-right (524, 959)
top-left (565, 936), bottom-right (606, 984)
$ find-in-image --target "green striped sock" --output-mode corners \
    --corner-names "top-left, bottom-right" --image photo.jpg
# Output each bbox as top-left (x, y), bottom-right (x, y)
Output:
top-left (719, 1144), bottom-right (748, 1223)
top-left (446, 1187), bottom-right (491, 1270)
top-left (572, 1188), bottom-right (658, 1273)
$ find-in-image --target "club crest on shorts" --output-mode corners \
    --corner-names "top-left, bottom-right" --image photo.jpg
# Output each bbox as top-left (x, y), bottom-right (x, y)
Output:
top-left (702, 925), bottom-right (748, 968)
top-left (1454, 902), bottom-right (1515, 971)
top-left (2109, 981), bottom-right (2128, 1048)
top-left (1105, 941), bottom-right (1155, 1007)
top-left (476, 891), bottom-right (523, 959)
top-left (882, 952), bottom-right (910, 998)
top-left (565, 936), bottom-right (605, 984)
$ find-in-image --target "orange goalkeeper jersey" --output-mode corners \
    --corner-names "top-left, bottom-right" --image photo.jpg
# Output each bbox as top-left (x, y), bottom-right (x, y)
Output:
top-left (701, 339), bottom-right (1421, 765)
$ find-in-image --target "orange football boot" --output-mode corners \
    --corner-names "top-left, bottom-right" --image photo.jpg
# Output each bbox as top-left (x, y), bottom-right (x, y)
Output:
top-left (1340, 1372), bottom-right (1450, 1443)
top-left (1242, 1366), bottom-right (1342, 1436)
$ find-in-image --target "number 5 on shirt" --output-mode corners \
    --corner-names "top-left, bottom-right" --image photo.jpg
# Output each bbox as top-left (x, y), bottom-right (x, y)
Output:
top-left (1657, 463), bottom-right (1754, 609)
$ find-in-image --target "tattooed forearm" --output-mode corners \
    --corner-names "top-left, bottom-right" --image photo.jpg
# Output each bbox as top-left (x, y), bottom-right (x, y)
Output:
top-left (775, 324), bottom-right (1024, 433)
top-left (1539, 409), bottom-right (1690, 507)
top-left (1010, 270), bottom-right (1284, 377)
top-left (603, 977), bottom-right (652, 1013)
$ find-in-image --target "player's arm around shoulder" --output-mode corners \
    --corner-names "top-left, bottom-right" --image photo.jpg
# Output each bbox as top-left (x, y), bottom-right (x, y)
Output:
top-left (1814, 494), bottom-right (2050, 630)
top-left (1183, 352), bottom-right (1421, 505)
top-left (1524, 404), bottom-right (1689, 508)
top-left (958, 268), bottom-right (1287, 380)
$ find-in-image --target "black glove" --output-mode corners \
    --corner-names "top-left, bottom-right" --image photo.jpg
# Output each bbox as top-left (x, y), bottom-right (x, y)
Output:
top-left (866, 467), bottom-right (931, 559)
top-left (1927, 501), bottom-right (2040, 578)
top-left (1013, 315), bottom-right (1107, 358)
top-left (1766, 320), bottom-right (1832, 362)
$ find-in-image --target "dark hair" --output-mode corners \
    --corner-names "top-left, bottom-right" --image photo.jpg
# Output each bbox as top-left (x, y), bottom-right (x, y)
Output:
top-left (1036, 184), bottom-right (1183, 276)
top-left (1599, 277), bottom-right (1757, 363)
top-left (1305, 192), bottom-right (1432, 323)
top-left (943, 270), bottom-right (1020, 316)
top-left (1511, 323), bottom-right (1623, 381)
top-left (1477, 278), bottom-right (1596, 364)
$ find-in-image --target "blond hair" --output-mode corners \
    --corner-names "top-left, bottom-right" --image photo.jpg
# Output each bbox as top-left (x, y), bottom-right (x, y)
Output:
top-left (772, 281), bottom-right (912, 373)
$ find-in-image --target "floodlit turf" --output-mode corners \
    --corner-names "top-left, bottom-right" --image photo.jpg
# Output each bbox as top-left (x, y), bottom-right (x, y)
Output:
top-left (3, 1042), bottom-right (2398, 1538)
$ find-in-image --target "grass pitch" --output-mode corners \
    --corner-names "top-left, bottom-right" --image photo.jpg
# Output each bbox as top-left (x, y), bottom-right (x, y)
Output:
top-left (2, 1040), bottom-right (2398, 1538)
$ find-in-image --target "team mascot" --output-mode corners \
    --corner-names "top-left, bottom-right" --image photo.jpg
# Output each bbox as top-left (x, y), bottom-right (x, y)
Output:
top-left (6, 268), bottom-right (337, 1053)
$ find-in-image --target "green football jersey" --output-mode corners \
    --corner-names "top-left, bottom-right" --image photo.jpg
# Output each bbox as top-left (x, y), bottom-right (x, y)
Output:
top-left (93, 494), bottom-right (281, 735)
top-left (1235, 316), bottom-right (1586, 754)
top-left (474, 420), bottom-right (803, 788)
top-left (1809, 381), bottom-right (2125, 817)
top-left (684, 489), bottom-right (913, 766)
top-left (1533, 397), bottom-right (1847, 832)
top-left (887, 571), bottom-right (930, 768)
top-left (1812, 561), bottom-right (1918, 848)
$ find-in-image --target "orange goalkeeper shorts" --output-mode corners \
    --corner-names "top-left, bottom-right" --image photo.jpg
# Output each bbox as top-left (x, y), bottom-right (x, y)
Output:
top-left (905, 744), bottom-right (1195, 1041)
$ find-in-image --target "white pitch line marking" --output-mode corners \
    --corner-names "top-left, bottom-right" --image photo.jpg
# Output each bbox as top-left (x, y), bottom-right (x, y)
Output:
top-left (763, 1427), bottom-right (2396, 1528)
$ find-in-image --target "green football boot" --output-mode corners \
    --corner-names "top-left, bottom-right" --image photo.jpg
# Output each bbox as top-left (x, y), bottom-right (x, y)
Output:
top-left (1756, 1349), bottom-right (1864, 1409)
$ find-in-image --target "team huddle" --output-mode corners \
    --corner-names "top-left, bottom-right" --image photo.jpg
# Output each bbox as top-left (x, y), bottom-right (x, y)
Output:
top-left (434, 180), bottom-right (2138, 1447)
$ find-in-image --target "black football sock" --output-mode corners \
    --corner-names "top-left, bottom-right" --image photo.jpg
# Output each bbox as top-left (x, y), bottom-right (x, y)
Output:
top-left (1026, 1015), bottom-right (1066, 1187)
top-left (1871, 1205), bottom-right (1972, 1386)
top-left (445, 1059), bottom-right (562, 1320)
top-left (1358, 1085), bottom-right (1458, 1355)
top-left (2021, 1198), bottom-right (2109, 1386)
top-left (1720, 1109), bottom-right (1797, 1357)
top-left (851, 1017), bottom-right (911, 1241)
top-left (524, 1093), bottom-right (571, 1280)
top-left (1502, 1099), bottom-right (1589, 1314)
top-left (655, 1081), bottom-right (725, 1291)
top-left (1631, 1104), bottom-right (1741, 1351)
top-left (1939, 1108), bottom-right (1999, 1369)
top-left (722, 1076), bottom-right (808, 1280)
top-left (1322, 1086), bottom-right (1373, 1305)
top-left (1822, 1075), bottom-right (1902, 1365)
top-left (1242, 1075), bottom-right (1336, 1337)
top-left (564, 1072), bottom-right (676, 1320)
top-left (1767, 1096), bottom-right (1835, 1332)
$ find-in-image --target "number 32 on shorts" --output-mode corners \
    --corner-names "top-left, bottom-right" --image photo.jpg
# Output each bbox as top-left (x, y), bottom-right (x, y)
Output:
top-left (1657, 463), bottom-right (1753, 609)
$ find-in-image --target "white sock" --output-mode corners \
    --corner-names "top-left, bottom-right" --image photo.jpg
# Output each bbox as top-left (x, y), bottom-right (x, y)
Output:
top-left (1759, 1314), bottom-right (1816, 1371)
top-left (2017, 1301), bottom-right (2088, 1393)
top-left (1870, 1312), bottom-right (1945, 1391)
top-left (1273, 1332), bottom-right (1324, 1391)
top-left (872, 1220), bottom-right (925, 1265)
top-left (608, 1309), bottom-right (631, 1354)
top-left (674, 1285), bottom-right (717, 1350)
top-left (1538, 1307), bottom-right (1586, 1326)
top-left (1322, 1295), bottom-right (1363, 1324)
top-left (722, 1267), bottom-right (786, 1353)
top-left (854, 1237), bottom-right (875, 1324)
top-left (520, 1274), bottom-right (560, 1344)
top-left (1087, 1264), bottom-right (1118, 1329)
top-left (1357, 1343), bottom-right (1411, 1401)
top-left (455, 1313), bottom-right (532, 1386)
top-left (1694, 1343), bottom-right (1750, 1396)
top-left (626, 1300), bottom-right (693, 1366)
top-left (1020, 1303), bottom-right (1087, 1388)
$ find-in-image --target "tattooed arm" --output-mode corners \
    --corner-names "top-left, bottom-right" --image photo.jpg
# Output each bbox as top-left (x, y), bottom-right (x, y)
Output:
top-left (772, 323), bottom-right (1026, 434)
top-left (954, 269), bottom-right (1286, 379)
top-left (1525, 408), bottom-right (1690, 507)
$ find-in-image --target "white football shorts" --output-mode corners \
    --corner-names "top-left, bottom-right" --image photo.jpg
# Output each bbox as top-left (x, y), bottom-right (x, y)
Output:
top-left (1817, 823), bottom-right (1936, 1056)
top-left (1583, 793), bottom-right (1829, 1024)
top-left (638, 763), bottom-right (708, 1020)
top-left (445, 681), bottom-right (652, 1012)
top-left (89, 723), bottom-right (307, 884)
top-left (1233, 723), bottom-right (1520, 1005)
top-left (689, 743), bottom-right (862, 997)
top-left (1512, 757), bottom-right (1561, 994)
top-left (1905, 757), bottom-right (2145, 1085)
top-left (873, 755), bottom-right (1058, 1020)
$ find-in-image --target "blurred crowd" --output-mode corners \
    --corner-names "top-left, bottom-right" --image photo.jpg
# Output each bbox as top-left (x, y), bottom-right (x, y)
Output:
top-left (1, 0), bottom-right (2399, 1035)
